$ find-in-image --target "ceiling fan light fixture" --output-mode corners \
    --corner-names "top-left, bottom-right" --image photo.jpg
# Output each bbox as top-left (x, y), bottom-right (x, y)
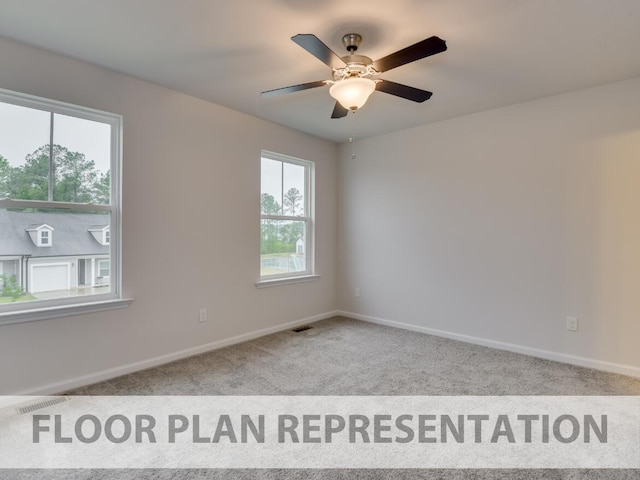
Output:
top-left (329, 77), bottom-right (376, 111)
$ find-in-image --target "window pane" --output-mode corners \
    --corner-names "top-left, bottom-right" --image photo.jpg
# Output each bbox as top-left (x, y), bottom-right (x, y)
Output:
top-left (260, 157), bottom-right (283, 215)
top-left (282, 162), bottom-right (305, 216)
top-left (0, 104), bottom-right (112, 205)
top-left (98, 260), bottom-right (110, 278)
top-left (0, 102), bottom-right (51, 200)
top-left (53, 113), bottom-right (111, 204)
top-left (260, 219), bottom-right (306, 276)
top-left (0, 207), bottom-right (111, 304)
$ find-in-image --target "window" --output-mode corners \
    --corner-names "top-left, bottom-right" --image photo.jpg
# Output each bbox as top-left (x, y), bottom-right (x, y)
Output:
top-left (0, 88), bottom-right (126, 322)
top-left (259, 151), bottom-right (315, 283)
top-left (88, 226), bottom-right (110, 246)
top-left (98, 259), bottom-right (110, 278)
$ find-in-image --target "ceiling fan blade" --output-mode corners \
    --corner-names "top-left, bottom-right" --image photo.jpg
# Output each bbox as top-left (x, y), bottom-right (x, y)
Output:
top-left (331, 101), bottom-right (349, 119)
top-left (292, 34), bottom-right (346, 70)
top-left (261, 80), bottom-right (327, 97)
top-left (376, 80), bottom-right (433, 103)
top-left (372, 36), bottom-right (447, 73)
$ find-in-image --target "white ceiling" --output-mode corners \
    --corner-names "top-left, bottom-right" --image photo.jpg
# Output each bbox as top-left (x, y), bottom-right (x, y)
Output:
top-left (1, 0), bottom-right (640, 142)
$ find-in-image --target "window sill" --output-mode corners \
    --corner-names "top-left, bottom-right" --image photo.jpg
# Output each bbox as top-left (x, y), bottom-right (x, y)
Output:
top-left (255, 274), bottom-right (320, 289)
top-left (0, 298), bottom-right (133, 326)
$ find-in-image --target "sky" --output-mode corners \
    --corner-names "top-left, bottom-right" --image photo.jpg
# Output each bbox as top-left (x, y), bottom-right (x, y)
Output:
top-left (0, 102), bottom-right (111, 172)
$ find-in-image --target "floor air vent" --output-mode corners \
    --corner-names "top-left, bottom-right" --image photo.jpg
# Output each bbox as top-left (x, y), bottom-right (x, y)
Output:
top-left (292, 325), bottom-right (313, 333)
top-left (16, 396), bottom-right (69, 415)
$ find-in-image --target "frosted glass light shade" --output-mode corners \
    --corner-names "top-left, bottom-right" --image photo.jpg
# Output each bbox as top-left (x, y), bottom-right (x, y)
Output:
top-left (329, 77), bottom-right (376, 110)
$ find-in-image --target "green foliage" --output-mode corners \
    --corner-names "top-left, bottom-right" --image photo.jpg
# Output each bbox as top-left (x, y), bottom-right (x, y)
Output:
top-left (283, 187), bottom-right (302, 216)
top-left (260, 239), bottom-right (292, 255)
top-left (279, 221), bottom-right (304, 245)
top-left (53, 147), bottom-right (98, 203)
top-left (5, 148), bottom-right (49, 200)
top-left (260, 193), bottom-right (281, 215)
top-left (260, 220), bottom-right (304, 255)
top-left (261, 219), bottom-right (285, 254)
top-left (0, 154), bottom-right (10, 199)
top-left (0, 274), bottom-right (25, 302)
top-left (0, 144), bottom-right (109, 204)
top-left (261, 192), bottom-right (305, 254)
top-left (93, 170), bottom-right (111, 204)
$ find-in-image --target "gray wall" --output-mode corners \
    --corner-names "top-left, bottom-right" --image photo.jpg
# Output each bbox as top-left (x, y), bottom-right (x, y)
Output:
top-left (0, 37), bottom-right (339, 394)
top-left (338, 77), bottom-right (640, 375)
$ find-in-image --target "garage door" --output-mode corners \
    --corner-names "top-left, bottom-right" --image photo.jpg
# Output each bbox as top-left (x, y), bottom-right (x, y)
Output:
top-left (31, 264), bottom-right (70, 293)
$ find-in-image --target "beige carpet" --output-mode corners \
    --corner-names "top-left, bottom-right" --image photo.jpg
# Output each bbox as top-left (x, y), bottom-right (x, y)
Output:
top-left (4, 316), bottom-right (640, 479)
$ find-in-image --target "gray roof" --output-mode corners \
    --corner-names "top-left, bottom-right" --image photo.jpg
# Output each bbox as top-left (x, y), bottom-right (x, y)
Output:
top-left (26, 223), bottom-right (53, 230)
top-left (0, 210), bottom-right (109, 258)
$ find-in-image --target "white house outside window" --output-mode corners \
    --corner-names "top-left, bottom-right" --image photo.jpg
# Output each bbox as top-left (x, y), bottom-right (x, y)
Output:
top-left (259, 151), bottom-right (315, 283)
top-left (0, 88), bottom-right (126, 323)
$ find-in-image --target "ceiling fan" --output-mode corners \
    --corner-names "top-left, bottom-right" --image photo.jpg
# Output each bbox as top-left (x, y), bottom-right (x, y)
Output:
top-left (262, 33), bottom-right (447, 118)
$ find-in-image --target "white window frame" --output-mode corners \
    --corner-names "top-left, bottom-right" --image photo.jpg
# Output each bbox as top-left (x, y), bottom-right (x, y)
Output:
top-left (0, 88), bottom-right (130, 325)
top-left (257, 150), bottom-right (318, 287)
top-left (39, 230), bottom-right (50, 246)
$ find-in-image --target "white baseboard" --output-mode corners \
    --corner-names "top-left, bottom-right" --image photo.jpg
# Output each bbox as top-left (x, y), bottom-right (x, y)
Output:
top-left (15, 309), bottom-right (639, 397)
top-left (16, 310), bottom-right (340, 396)
top-left (338, 310), bottom-right (640, 380)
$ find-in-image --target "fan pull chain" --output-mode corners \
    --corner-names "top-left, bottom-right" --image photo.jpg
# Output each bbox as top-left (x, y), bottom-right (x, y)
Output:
top-left (349, 110), bottom-right (357, 159)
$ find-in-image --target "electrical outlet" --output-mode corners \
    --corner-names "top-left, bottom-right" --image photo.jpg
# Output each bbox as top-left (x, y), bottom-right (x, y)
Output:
top-left (355, 288), bottom-right (361, 298)
top-left (566, 316), bottom-right (578, 332)
top-left (199, 308), bottom-right (208, 323)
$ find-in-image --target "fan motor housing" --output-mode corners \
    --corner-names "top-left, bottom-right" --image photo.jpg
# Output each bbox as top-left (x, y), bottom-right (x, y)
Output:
top-left (341, 54), bottom-right (373, 67)
top-left (335, 54), bottom-right (376, 80)
top-left (336, 33), bottom-right (376, 79)
top-left (342, 33), bottom-right (362, 52)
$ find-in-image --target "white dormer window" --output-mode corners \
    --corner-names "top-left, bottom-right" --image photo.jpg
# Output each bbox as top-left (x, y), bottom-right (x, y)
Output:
top-left (26, 224), bottom-right (54, 247)
top-left (88, 225), bottom-right (110, 246)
